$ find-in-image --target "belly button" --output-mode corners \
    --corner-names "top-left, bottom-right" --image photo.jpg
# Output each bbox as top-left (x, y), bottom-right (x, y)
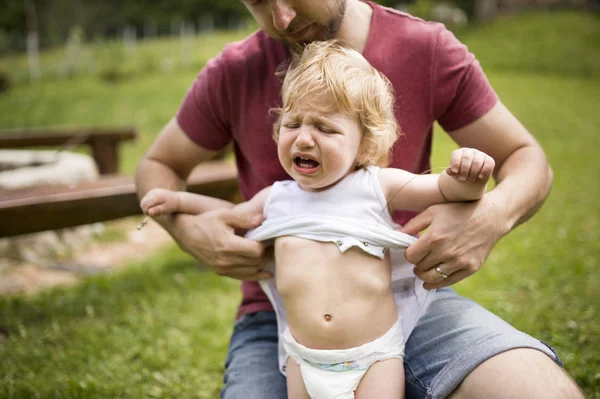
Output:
top-left (324, 314), bottom-right (332, 321)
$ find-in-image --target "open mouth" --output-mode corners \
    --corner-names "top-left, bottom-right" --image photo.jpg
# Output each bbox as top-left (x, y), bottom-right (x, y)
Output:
top-left (294, 156), bottom-right (320, 174)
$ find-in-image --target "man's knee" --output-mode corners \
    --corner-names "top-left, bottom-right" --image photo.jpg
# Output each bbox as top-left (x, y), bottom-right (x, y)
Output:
top-left (449, 348), bottom-right (584, 399)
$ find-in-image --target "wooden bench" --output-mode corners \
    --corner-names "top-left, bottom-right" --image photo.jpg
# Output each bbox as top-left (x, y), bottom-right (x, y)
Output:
top-left (0, 127), bottom-right (240, 238)
top-left (0, 127), bottom-right (137, 174)
top-left (0, 161), bottom-right (240, 238)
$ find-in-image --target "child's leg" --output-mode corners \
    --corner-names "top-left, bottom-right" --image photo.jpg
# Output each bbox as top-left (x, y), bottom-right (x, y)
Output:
top-left (287, 357), bottom-right (311, 399)
top-left (355, 358), bottom-right (405, 399)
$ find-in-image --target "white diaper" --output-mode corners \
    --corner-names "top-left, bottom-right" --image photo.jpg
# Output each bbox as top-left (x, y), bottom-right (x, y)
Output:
top-left (281, 318), bottom-right (405, 399)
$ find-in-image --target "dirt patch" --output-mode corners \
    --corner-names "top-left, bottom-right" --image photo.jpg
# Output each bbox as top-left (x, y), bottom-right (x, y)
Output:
top-left (0, 218), bottom-right (173, 296)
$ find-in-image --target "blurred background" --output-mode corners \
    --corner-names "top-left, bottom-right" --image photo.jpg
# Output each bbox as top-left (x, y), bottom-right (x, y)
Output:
top-left (0, 0), bottom-right (598, 398)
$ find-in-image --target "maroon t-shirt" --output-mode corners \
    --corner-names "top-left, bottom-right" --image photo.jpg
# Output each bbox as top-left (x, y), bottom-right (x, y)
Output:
top-left (177, 2), bottom-right (498, 318)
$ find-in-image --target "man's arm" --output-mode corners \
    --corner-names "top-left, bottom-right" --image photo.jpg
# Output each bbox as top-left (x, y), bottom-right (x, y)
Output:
top-left (135, 118), bottom-right (217, 203)
top-left (135, 118), bottom-right (270, 281)
top-left (400, 101), bottom-right (553, 288)
top-left (449, 101), bottom-right (552, 230)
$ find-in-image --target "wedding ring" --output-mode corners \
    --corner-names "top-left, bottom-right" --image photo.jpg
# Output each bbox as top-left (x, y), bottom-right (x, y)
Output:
top-left (435, 265), bottom-right (449, 279)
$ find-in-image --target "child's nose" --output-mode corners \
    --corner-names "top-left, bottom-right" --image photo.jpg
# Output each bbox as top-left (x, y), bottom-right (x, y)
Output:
top-left (295, 127), bottom-right (315, 148)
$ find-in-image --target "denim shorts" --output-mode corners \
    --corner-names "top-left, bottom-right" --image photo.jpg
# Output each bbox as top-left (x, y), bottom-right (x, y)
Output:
top-left (221, 287), bottom-right (561, 399)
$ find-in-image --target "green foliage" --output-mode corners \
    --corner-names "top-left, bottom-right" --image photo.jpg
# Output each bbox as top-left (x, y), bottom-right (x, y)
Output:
top-left (0, 10), bottom-right (598, 398)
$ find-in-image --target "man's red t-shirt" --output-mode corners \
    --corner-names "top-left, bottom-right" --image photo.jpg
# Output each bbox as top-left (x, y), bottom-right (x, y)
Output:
top-left (176, 2), bottom-right (498, 319)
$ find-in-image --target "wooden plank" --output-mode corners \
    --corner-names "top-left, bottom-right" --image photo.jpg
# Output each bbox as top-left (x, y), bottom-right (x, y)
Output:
top-left (0, 161), bottom-right (239, 238)
top-left (0, 126), bottom-right (137, 175)
top-left (0, 127), bottom-right (136, 148)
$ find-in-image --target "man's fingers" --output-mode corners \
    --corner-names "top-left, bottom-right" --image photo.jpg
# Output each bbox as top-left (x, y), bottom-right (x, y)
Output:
top-left (223, 234), bottom-right (265, 258)
top-left (412, 253), bottom-right (444, 272)
top-left (414, 261), bottom-right (458, 282)
top-left (212, 263), bottom-right (273, 281)
top-left (422, 269), bottom-right (470, 290)
top-left (403, 236), bottom-right (431, 266)
top-left (399, 213), bottom-right (433, 265)
top-left (213, 254), bottom-right (264, 268)
top-left (221, 210), bottom-right (264, 230)
top-left (398, 212), bottom-right (432, 236)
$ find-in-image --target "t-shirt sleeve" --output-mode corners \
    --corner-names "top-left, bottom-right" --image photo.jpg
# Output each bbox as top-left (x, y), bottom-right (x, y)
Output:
top-left (176, 54), bottom-right (232, 151)
top-left (432, 27), bottom-right (498, 132)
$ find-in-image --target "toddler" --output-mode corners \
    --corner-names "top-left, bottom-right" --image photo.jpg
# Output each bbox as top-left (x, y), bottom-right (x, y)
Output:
top-left (140, 41), bottom-right (495, 399)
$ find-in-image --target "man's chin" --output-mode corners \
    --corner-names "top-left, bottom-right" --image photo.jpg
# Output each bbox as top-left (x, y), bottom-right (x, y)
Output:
top-left (283, 33), bottom-right (329, 53)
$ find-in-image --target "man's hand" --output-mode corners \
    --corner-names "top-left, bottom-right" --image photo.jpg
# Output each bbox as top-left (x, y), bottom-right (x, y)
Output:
top-left (169, 209), bottom-right (272, 281)
top-left (399, 195), bottom-right (507, 289)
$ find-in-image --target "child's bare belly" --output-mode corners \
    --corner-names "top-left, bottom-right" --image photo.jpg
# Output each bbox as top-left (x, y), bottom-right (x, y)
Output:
top-left (274, 236), bottom-right (398, 350)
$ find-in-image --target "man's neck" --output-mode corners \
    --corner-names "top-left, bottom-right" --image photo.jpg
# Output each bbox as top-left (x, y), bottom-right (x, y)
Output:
top-left (336, 0), bottom-right (374, 53)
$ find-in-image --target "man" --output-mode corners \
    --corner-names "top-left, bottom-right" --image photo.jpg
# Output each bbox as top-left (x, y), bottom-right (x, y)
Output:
top-left (135, 1), bottom-right (583, 397)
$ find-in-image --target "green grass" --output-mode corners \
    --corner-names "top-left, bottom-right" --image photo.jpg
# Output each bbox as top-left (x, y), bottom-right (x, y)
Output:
top-left (1, 10), bottom-right (599, 398)
top-left (0, 30), bottom-right (256, 86)
top-left (0, 248), bottom-right (241, 398)
top-left (432, 71), bottom-right (600, 394)
top-left (0, 72), bottom-right (200, 173)
top-left (455, 10), bottom-right (600, 78)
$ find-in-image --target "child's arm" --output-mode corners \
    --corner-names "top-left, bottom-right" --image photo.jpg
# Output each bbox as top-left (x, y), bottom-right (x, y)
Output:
top-left (380, 148), bottom-right (495, 212)
top-left (140, 186), bottom-right (272, 220)
top-left (232, 186), bottom-right (271, 216)
top-left (140, 188), bottom-right (235, 217)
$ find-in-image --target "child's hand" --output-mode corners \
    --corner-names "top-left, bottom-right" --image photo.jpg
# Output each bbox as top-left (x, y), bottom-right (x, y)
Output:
top-left (446, 148), bottom-right (495, 184)
top-left (140, 188), bottom-right (180, 217)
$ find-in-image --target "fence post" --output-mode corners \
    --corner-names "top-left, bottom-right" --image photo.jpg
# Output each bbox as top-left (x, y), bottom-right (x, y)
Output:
top-left (25, 0), bottom-right (41, 81)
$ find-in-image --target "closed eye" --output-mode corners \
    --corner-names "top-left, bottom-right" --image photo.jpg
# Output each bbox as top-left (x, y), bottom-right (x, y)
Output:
top-left (318, 125), bottom-right (337, 134)
top-left (283, 123), bottom-right (300, 129)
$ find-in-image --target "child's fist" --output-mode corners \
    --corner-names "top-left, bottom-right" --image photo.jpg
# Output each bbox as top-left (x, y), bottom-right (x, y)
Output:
top-left (139, 188), bottom-right (179, 216)
top-left (447, 148), bottom-right (495, 183)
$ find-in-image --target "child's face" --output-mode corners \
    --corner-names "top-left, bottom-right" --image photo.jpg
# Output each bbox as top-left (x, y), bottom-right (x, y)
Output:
top-left (277, 107), bottom-right (362, 191)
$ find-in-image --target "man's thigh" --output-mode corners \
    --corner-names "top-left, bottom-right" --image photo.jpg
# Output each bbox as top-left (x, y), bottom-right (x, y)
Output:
top-left (221, 311), bottom-right (287, 399)
top-left (403, 288), bottom-right (560, 399)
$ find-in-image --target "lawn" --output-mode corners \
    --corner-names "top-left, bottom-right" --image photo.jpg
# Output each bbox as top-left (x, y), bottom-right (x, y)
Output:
top-left (1, 10), bottom-right (599, 398)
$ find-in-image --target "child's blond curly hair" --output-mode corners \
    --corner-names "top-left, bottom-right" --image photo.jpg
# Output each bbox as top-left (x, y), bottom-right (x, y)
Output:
top-left (272, 40), bottom-right (400, 168)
